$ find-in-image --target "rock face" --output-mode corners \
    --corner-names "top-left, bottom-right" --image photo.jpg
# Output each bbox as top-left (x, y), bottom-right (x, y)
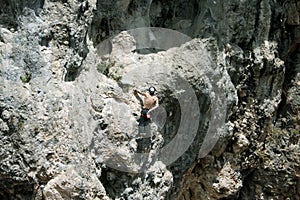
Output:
top-left (0, 0), bottom-right (299, 200)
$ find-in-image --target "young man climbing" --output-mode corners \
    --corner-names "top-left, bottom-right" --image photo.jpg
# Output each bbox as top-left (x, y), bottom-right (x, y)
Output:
top-left (134, 86), bottom-right (159, 134)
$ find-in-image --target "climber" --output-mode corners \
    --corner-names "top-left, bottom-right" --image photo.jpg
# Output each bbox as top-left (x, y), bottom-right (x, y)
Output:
top-left (134, 86), bottom-right (159, 134)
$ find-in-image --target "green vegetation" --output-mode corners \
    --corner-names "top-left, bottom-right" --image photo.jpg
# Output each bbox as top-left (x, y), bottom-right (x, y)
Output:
top-left (110, 73), bottom-right (122, 82)
top-left (290, 128), bottom-right (298, 136)
top-left (271, 127), bottom-right (282, 137)
top-left (97, 58), bottom-right (116, 75)
top-left (97, 58), bottom-right (124, 82)
top-left (256, 150), bottom-right (268, 161)
top-left (17, 119), bottom-right (24, 130)
top-left (20, 71), bottom-right (32, 83)
top-left (271, 127), bottom-right (299, 138)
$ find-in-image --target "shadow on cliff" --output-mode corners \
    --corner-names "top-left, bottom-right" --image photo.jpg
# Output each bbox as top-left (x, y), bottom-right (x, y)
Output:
top-left (0, 0), bottom-right (45, 29)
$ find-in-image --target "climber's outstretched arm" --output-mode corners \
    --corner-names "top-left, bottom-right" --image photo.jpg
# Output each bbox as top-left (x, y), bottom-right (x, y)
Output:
top-left (134, 89), bottom-right (147, 97)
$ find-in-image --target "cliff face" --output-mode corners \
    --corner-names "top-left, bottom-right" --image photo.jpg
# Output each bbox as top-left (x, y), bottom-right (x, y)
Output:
top-left (0, 0), bottom-right (299, 199)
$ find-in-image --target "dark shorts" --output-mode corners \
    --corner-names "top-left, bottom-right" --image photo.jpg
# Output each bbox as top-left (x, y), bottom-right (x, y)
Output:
top-left (138, 108), bottom-right (151, 134)
top-left (138, 108), bottom-right (151, 126)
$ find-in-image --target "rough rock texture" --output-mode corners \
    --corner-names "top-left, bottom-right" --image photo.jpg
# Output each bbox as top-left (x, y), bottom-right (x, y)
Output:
top-left (0, 0), bottom-right (299, 200)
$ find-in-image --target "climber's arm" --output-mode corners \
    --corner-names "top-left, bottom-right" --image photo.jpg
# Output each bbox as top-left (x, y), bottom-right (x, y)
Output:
top-left (134, 89), bottom-right (147, 97)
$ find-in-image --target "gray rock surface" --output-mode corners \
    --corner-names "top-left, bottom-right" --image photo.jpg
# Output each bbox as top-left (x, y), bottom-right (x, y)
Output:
top-left (0, 0), bottom-right (299, 199)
